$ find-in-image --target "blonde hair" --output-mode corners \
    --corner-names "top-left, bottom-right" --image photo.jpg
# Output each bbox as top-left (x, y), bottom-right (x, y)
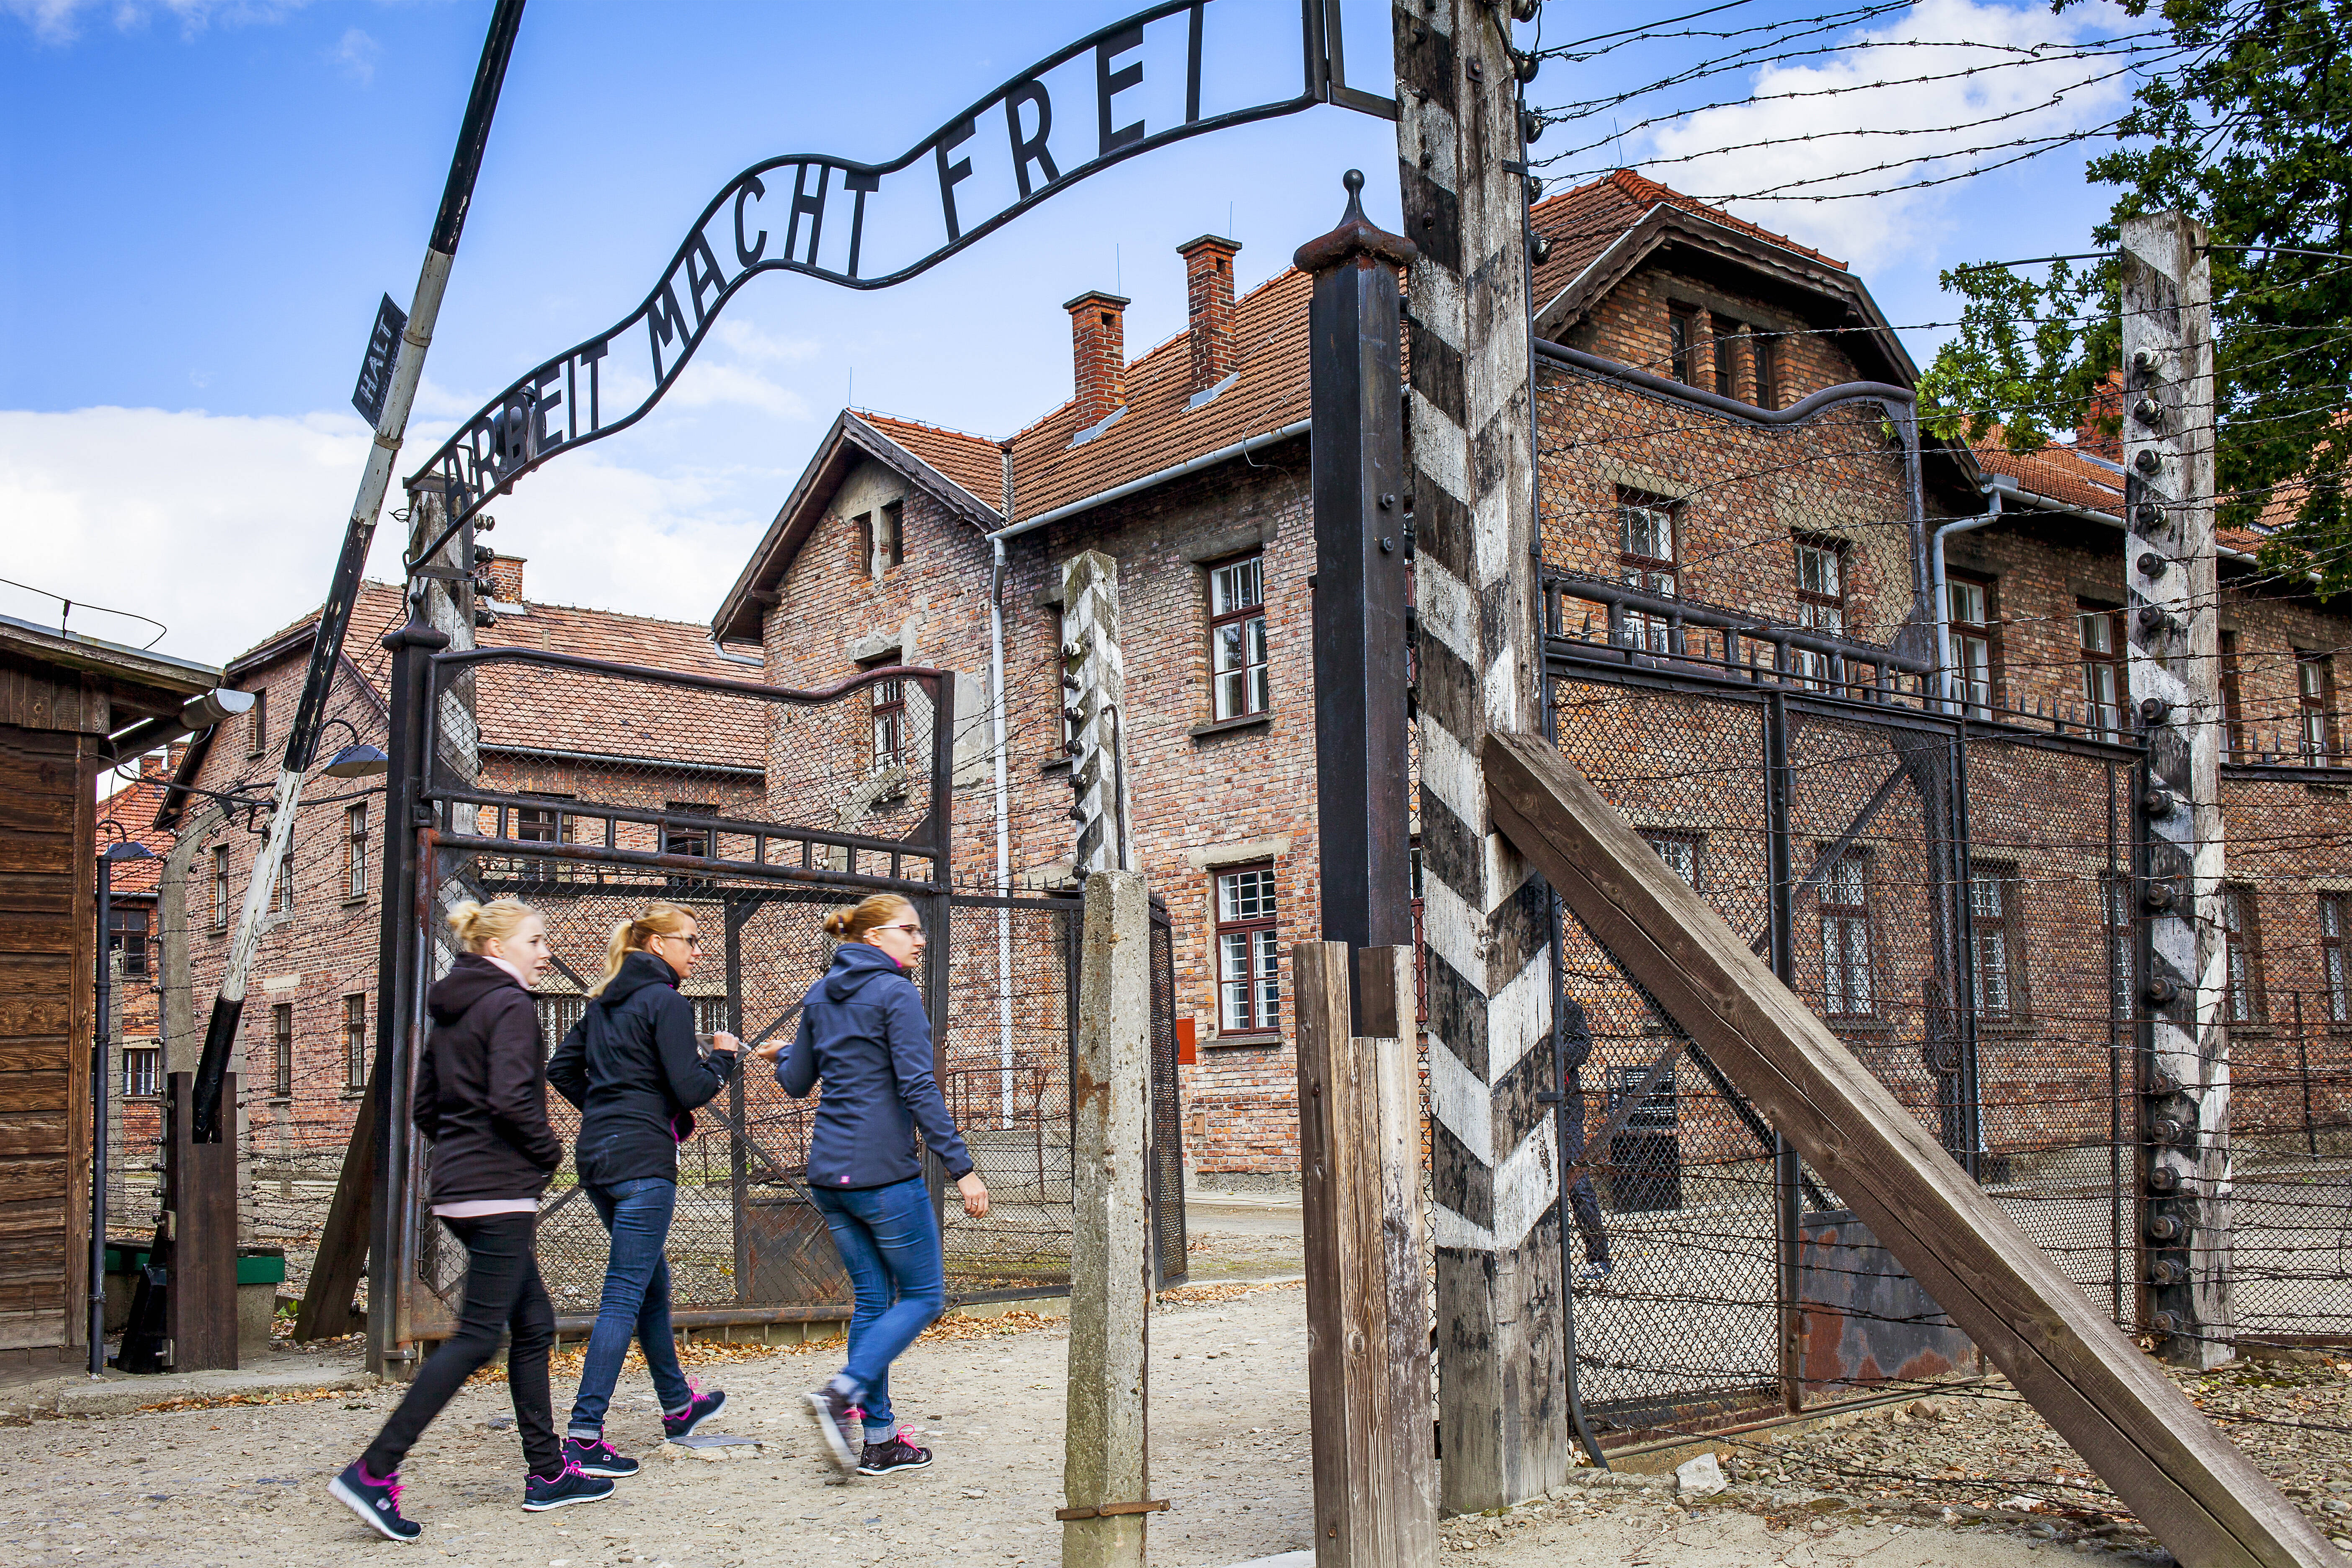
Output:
top-left (590, 901), bottom-right (694, 996)
top-left (446, 897), bottom-right (539, 954)
top-left (823, 893), bottom-right (912, 944)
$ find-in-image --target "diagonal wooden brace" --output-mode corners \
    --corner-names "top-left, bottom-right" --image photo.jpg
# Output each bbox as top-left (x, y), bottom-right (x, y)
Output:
top-left (1483, 727), bottom-right (2339, 1568)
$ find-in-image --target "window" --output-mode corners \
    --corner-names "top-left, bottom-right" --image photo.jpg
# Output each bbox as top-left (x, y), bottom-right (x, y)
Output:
top-left (1667, 306), bottom-right (1700, 384)
top-left (247, 686), bottom-right (268, 757)
top-left (1642, 830), bottom-right (1702, 889)
top-left (2079, 603), bottom-right (2126, 741)
top-left (2222, 885), bottom-right (2264, 1024)
top-left (2299, 650), bottom-right (2337, 764)
top-left (274, 842), bottom-right (294, 913)
top-left (1946, 574), bottom-right (1997, 719)
top-left (691, 996), bottom-right (732, 1038)
top-left (1794, 540), bottom-right (1846, 690)
top-left (1712, 317), bottom-right (1738, 397)
top-left (1820, 853), bottom-right (1873, 1017)
top-left (2323, 893), bottom-right (2350, 1024)
top-left (1209, 554), bottom-right (1270, 720)
top-left (516, 792), bottom-right (568, 843)
top-left (879, 499), bottom-right (905, 570)
top-left (852, 511), bottom-right (873, 574)
top-left (343, 994), bottom-right (368, 1090)
top-left (2220, 630), bottom-right (2248, 761)
top-left (869, 672), bottom-right (907, 770)
top-left (108, 905), bottom-right (149, 978)
top-left (537, 995), bottom-right (585, 1057)
top-left (1215, 863), bottom-right (1281, 1033)
top-left (122, 1043), bottom-right (160, 1099)
top-left (663, 802), bottom-right (716, 860)
top-left (211, 845), bottom-right (230, 931)
top-left (2102, 875), bottom-right (2133, 1021)
top-left (1753, 333), bottom-right (1782, 410)
top-left (1617, 493), bottom-right (1678, 652)
top-left (345, 803), bottom-right (368, 898)
top-left (271, 1002), bottom-right (294, 1099)
top-left (1968, 866), bottom-right (2017, 1019)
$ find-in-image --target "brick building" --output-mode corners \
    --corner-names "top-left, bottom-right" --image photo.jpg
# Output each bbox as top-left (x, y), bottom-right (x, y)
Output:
top-left (712, 169), bottom-right (2352, 1189)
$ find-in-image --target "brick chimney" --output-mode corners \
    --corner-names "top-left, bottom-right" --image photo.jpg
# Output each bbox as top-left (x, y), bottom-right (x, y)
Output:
top-left (1177, 235), bottom-right (1242, 395)
top-left (2077, 369), bottom-right (2125, 462)
top-left (140, 750), bottom-right (168, 779)
top-left (482, 553), bottom-right (527, 602)
top-left (1065, 290), bottom-right (1131, 429)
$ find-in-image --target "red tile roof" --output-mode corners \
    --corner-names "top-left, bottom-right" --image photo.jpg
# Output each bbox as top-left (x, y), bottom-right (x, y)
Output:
top-left (1527, 170), bottom-right (1845, 308)
top-left (853, 411), bottom-right (1003, 512)
top-left (1971, 435), bottom-right (2277, 557)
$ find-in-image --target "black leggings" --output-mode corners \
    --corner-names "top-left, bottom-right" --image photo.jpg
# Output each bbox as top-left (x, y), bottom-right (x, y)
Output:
top-left (362, 1212), bottom-right (559, 1478)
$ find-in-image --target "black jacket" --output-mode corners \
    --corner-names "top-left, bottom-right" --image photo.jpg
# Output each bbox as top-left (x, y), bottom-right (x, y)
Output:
top-left (413, 954), bottom-right (564, 1204)
top-left (547, 950), bottom-right (736, 1187)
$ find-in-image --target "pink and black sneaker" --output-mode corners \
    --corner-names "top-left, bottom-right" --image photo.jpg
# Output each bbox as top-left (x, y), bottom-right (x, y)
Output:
top-left (856, 1429), bottom-right (934, 1476)
top-left (661, 1380), bottom-right (727, 1440)
top-left (521, 1459), bottom-right (614, 1512)
top-left (330, 1459), bottom-right (421, 1542)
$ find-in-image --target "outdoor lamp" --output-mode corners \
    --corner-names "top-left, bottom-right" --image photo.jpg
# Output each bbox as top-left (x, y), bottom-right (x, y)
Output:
top-left (317, 716), bottom-right (390, 779)
top-left (101, 841), bottom-right (155, 864)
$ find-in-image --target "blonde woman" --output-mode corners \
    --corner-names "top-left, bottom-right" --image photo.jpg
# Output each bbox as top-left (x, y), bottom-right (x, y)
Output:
top-left (332, 898), bottom-right (606, 1542)
top-left (763, 892), bottom-right (987, 1477)
top-left (546, 902), bottom-right (738, 1477)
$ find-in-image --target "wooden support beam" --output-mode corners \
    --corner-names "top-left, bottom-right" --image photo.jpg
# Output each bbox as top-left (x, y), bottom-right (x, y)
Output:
top-left (291, 1075), bottom-right (374, 1341)
top-left (1063, 869), bottom-right (1151, 1568)
top-left (1295, 942), bottom-right (1438, 1568)
top-left (1483, 728), bottom-right (2338, 1568)
top-left (165, 1071), bottom-right (237, 1370)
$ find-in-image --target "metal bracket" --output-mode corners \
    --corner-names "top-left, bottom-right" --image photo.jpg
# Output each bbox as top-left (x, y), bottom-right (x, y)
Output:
top-left (1055, 1500), bottom-right (1170, 1521)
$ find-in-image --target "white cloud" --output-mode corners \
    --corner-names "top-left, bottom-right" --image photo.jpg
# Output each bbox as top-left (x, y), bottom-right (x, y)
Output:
top-left (0, 405), bottom-right (776, 670)
top-left (3, 0), bottom-right (309, 45)
top-left (330, 24), bottom-right (376, 85)
top-left (1635, 0), bottom-right (2132, 269)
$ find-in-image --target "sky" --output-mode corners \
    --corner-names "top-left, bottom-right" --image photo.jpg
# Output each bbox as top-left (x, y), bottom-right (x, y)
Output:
top-left (1, 0), bottom-right (2136, 670)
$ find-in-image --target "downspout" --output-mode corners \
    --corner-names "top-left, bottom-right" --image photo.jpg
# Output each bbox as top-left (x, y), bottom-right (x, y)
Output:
top-left (989, 535), bottom-right (1016, 1125)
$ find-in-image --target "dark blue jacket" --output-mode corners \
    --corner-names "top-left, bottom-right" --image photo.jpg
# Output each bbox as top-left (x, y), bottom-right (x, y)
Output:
top-left (548, 950), bottom-right (736, 1187)
top-left (776, 941), bottom-right (971, 1189)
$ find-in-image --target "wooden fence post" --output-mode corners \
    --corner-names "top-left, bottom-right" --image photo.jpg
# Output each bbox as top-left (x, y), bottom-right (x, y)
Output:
top-left (1296, 941), bottom-right (1439, 1568)
top-left (1063, 868), bottom-right (1154, 1568)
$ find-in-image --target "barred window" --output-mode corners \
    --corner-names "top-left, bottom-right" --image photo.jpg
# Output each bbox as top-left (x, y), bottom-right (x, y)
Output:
top-left (1215, 863), bottom-right (1280, 1034)
top-left (343, 993), bottom-right (368, 1091)
top-left (1821, 854), bottom-right (1873, 1018)
top-left (2102, 875), bottom-right (2133, 1021)
top-left (516, 792), bottom-right (568, 843)
top-left (869, 676), bottom-right (906, 770)
top-left (2222, 885), bottom-right (2264, 1024)
top-left (123, 1043), bottom-right (160, 1099)
top-left (2322, 893), bottom-right (2349, 1024)
top-left (1617, 493), bottom-right (1678, 653)
top-left (346, 803), bottom-right (368, 898)
top-left (272, 1002), bottom-right (294, 1099)
top-left (211, 845), bottom-right (230, 931)
top-left (1794, 540), bottom-right (1845, 690)
top-left (1642, 830), bottom-right (1702, 889)
top-left (1968, 866), bottom-right (2019, 1020)
top-left (1209, 555), bottom-right (1269, 721)
top-left (538, 995), bottom-right (586, 1058)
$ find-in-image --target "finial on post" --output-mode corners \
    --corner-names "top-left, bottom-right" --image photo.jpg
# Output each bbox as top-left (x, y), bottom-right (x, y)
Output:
top-left (1294, 169), bottom-right (1418, 276)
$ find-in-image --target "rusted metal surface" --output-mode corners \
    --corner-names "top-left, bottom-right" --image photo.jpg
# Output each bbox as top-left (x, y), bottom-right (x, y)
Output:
top-left (740, 1193), bottom-right (852, 1310)
top-left (1798, 1208), bottom-right (1977, 1395)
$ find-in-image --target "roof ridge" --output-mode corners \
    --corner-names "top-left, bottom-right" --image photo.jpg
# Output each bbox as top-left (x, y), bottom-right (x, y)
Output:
top-left (851, 407), bottom-right (1004, 448)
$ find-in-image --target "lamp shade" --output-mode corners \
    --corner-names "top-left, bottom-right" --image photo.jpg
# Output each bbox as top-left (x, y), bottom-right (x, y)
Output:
top-left (323, 742), bottom-right (391, 779)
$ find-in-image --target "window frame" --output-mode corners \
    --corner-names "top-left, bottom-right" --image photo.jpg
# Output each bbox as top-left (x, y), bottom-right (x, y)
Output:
top-left (868, 669), bottom-right (908, 772)
top-left (1819, 851), bottom-right (1875, 1019)
top-left (345, 802), bottom-right (368, 899)
top-left (271, 1001), bottom-right (294, 1100)
top-left (1712, 316), bottom-right (1739, 398)
top-left (852, 511), bottom-right (874, 575)
top-left (1945, 570), bottom-right (1999, 720)
top-left (1792, 536), bottom-right (1847, 691)
top-left (2322, 892), bottom-right (2350, 1026)
top-left (1967, 862), bottom-right (2024, 1022)
top-left (2220, 629), bottom-right (2248, 762)
top-left (274, 841), bottom-right (294, 914)
top-left (1213, 861), bottom-right (1282, 1036)
top-left (2101, 874), bottom-right (2134, 1024)
top-left (122, 1042), bottom-right (161, 1100)
top-left (1667, 304), bottom-right (1700, 385)
top-left (1641, 829), bottom-right (1703, 890)
top-left (1206, 552), bottom-right (1270, 722)
top-left (211, 844), bottom-right (230, 931)
top-left (108, 904), bottom-right (150, 978)
top-left (1752, 332), bottom-right (1782, 411)
top-left (2222, 883), bottom-right (2265, 1024)
top-left (246, 686), bottom-right (268, 758)
top-left (1616, 490), bottom-right (1679, 653)
top-left (879, 498), bottom-right (905, 570)
top-left (2298, 649), bottom-right (2337, 764)
top-left (343, 993), bottom-right (368, 1091)
top-left (2078, 601), bottom-right (2127, 741)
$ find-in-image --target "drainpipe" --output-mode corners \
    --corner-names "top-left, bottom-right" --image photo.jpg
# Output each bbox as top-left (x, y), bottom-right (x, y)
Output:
top-left (988, 536), bottom-right (1016, 1124)
top-left (1932, 490), bottom-right (2005, 709)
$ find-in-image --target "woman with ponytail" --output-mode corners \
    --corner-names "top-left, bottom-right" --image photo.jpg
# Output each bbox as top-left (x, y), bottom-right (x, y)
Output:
top-left (332, 897), bottom-right (606, 1541)
top-left (545, 902), bottom-right (737, 1476)
top-left (761, 892), bottom-right (987, 1477)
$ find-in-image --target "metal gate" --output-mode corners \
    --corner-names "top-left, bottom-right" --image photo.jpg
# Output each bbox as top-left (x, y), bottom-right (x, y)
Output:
top-left (383, 644), bottom-right (1181, 1344)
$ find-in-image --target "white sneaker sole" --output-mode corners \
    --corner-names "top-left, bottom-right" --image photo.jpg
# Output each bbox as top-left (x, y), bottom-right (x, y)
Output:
top-left (804, 1391), bottom-right (858, 1474)
top-left (521, 1485), bottom-right (614, 1512)
top-left (329, 1476), bottom-right (418, 1543)
top-left (857, 1452), bottom-right (935, 1477)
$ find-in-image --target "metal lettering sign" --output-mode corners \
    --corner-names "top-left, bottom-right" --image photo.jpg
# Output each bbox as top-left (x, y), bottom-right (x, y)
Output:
top-left (406, 0), bottom-right (1389, 543)
top-left (351, 293), bottom-right (409, 426)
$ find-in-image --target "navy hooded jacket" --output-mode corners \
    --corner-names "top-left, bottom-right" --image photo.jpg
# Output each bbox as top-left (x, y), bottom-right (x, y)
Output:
top-left (776, 941), bottom-right (972, 1189)
top-left (548, 949), bottom-right (736, 1187)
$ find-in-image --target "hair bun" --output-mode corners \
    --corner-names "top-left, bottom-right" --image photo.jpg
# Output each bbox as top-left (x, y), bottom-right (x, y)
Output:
top-left (821, 910), bottom-right (855, 939)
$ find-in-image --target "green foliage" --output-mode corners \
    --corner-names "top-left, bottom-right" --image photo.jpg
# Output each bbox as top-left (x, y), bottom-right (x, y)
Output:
top-left (1920, 0), bottom-right (2352, 589)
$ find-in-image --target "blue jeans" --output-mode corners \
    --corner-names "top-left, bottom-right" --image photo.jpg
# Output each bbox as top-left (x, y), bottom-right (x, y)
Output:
top-left (567, 1176), bottom-right (694, 1440)
top-left (808, 1175), bottom-right (946, 1439)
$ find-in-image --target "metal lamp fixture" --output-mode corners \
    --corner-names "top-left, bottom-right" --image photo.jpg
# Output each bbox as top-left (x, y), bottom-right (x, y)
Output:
top-left (316, 716), bottom-right (389, 779)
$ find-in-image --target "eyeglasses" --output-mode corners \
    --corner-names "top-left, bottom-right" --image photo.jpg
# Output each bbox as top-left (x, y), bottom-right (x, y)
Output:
top-left (873, 923), bottom-right (926, 938)
top-left (658, 932), bottom-right (703, 948)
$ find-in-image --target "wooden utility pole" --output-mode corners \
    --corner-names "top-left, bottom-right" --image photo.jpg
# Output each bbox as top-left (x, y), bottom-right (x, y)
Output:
top-left (1392, 0), bottom-right (1565, 1510)
top-left (2120, 212), bottom-right (2232, 1368)
top-left (1062, 869), bottom-right (1155, 1568)
top-left (1063, 551), bottom-right (1132, 878)
top-left (1294, 941), bottom-right (1439, 1568)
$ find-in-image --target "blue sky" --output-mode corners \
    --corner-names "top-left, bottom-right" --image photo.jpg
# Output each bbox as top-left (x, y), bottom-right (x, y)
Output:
top-left (2, 0), bottom-right (2130, 667)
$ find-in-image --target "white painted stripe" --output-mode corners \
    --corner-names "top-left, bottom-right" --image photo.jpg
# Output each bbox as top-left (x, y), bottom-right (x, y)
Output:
top-left (1432, 1203), bottom-right (1493, 1253)
top-left (1419, 873), bottom-right (1486, 1005)
top-left (1415, 716), bottom-right (1482, 849)
top-left (1412, 265), bottom-right (1466, 354)
top-left (1489, 1118), bottom-right (1560, 1251)
top-left (1416, 556), bottom-right (1476, 668)
top-left (1484, 947), bottom-right (1553, 1087)
top-left (1426, 1038), bottom-right (1493, 1167)
top-left (1408, 394), bottom-right (1469, 504)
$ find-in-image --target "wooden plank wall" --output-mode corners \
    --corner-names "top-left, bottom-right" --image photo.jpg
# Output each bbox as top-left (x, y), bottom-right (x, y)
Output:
top-left (0, 720), bottom-right (91, 1354)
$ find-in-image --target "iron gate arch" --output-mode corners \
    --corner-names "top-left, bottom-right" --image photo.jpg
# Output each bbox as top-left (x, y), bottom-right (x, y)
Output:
top-left (387, 645), bottom-right (1181, 1345)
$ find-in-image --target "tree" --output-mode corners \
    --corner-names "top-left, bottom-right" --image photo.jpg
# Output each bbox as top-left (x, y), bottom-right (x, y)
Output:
top-left (1919, 0), bottom-right (2352, 590)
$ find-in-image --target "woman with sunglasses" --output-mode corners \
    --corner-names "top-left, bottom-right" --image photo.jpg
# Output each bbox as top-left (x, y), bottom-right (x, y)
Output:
top-left (547, 901), bottom-right (737, 1476)
top-left (762, 892), bottom-right (988, 1477)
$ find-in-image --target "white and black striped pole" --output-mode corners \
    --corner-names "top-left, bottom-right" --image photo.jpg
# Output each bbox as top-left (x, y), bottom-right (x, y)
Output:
top-left (1394, 0), bottom-right (1567, 1511)
top-left (186, 0), bottom-right (528, 1144)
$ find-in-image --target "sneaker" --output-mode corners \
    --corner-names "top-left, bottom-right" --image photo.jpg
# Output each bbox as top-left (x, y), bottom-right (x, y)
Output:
top-left (803, 1380), bottom-right (859, 1474)
top-left (562, 1434), bottom-right (640, 1478)
top-left (330, 1459), bottom-right (421, 1542)
top-left (521, 1461), bottom-right (614, 1512)
top-left (661, 1381), bottom-right (727, 1441)
top-left (857, 1431), bottom-right (934, 1476)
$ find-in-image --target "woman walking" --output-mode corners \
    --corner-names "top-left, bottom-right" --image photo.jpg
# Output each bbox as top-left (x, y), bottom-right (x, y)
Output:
top-left (332, 897), bottom-right (607, 1541)
top-left (547, 902), bottom-right (738, 1476)
top-left (768, 893), bottom-right (988, 1477)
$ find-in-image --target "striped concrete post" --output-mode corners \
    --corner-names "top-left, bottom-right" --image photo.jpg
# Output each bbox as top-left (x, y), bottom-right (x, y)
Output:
top-left (1063, 550), bottom-right (1132, 878)
top-left (1393, 0), bottom-right (1568, 1511)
